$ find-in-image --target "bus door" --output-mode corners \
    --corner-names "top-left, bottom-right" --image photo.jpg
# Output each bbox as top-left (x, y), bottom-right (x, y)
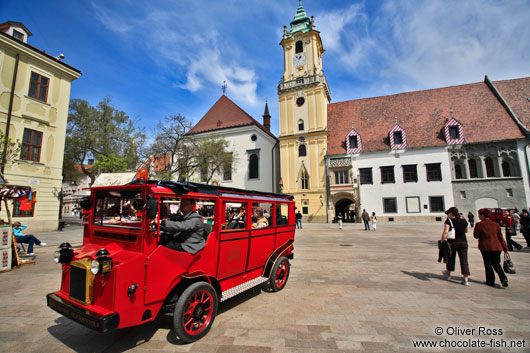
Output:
top-left (217, 200), bottom-right (249, 280)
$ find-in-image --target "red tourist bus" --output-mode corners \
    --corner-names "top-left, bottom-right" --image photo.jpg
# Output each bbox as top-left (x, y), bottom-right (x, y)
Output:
top-left (47, 172), bottom-right (295, 342)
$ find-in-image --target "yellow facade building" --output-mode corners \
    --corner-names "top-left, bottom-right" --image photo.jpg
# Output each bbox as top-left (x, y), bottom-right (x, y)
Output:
top-left (278, 3), bottom-right (331, 222)
top-left (0, 22), bottom-right (81, 231)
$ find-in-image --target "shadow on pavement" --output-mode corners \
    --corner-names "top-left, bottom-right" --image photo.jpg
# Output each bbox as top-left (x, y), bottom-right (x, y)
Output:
top-left (47, 285), bottom-right (264, 350)
top-left (401, 270), bottom-right (450, 282)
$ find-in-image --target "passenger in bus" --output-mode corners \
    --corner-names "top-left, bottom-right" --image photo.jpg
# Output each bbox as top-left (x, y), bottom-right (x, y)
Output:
top-left (159, 198), bottom-right (205, 254)
top-left (228, 207), bottom-right (246, 229)
top-left (252, 209), bottom-right (269, 229)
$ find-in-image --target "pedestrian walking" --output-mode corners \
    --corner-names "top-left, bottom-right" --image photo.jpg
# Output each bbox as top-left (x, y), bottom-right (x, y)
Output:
top-left (349, 210), bottom-right (355, 223)
top-left (473, 208), bottom-right (509, 287)
top-left (467, 211), bottom-right (475, 228)
top-left (362, 209), bottom-right (370, 230)
top-left (512, 208), bottom-right (520, 233)
top-left (519, 209), bottom-right (530, 247)
top-left (503, 209), bottom-right (522, 251)
top-left (440, 207), bottom-right (470, 286)
top-left (371, 212), bottom-right (377, 231)
top-left (295, 210), bottom-right (303, 229)
top-left (12, 221), bottom-right (46, 256)
top-left (337, 213), bottom-right (343, 230)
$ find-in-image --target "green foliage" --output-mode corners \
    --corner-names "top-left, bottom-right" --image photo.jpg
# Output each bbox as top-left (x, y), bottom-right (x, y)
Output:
top-left (0, 129), bottom-right (21, 166)
top-left (194, 135), bottom-right (234, 184)
top-left (64, 97), bottom-right (145, 185)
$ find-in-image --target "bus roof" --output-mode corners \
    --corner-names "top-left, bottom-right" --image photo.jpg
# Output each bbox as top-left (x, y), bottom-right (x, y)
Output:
top-left (128, 180), bottom-right (294, 201)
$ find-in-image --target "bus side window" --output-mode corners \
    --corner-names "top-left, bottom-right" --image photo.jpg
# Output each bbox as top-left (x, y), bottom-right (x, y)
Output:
top-left (276, 203), bottom-right (289, 226)
top-left (222, 202), bottom-right (246, 231)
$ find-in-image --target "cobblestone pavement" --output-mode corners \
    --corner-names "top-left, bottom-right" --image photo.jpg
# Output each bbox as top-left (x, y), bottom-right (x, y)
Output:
top-left (1, 222), bottom-right (529, 352)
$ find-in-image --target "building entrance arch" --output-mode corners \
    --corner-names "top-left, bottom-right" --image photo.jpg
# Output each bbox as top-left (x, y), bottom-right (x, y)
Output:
top-left (335, 198), bottom-right (356, 222)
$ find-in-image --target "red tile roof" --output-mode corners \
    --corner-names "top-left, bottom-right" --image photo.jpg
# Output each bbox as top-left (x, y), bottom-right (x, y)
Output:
top-left (492, 77), bottom-right (530, 131)
top-left (187, 95), bottom-right (277, 140)
top-left (327, 78), bottom-right (528, 155)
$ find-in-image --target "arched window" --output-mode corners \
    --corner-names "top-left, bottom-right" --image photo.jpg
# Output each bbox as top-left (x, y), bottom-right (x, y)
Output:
top-left (485, 157), bottom-right (495, 177)
top-left (455, 164), bottom-right (463, 179)
top-left (502, 160), bottom-right (512, 177)
top-left (300, 167), bottom-right (309, 190)
top-left (298, 144), bottom-right (306, 157)
top-left (298, 119), bottom-right (304, 131)
top-left (295, 40), bottom-right (303, 53)
top-left (468, 159), bottom-right (478, 178)
top-left (249, 153), bottom-right (259, 179)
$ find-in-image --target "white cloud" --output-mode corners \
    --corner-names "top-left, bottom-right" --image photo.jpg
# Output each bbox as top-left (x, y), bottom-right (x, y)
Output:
top-left (319, 0), bottom-right (530, 92)
top-left (92, 2), bottom-right (260, 106)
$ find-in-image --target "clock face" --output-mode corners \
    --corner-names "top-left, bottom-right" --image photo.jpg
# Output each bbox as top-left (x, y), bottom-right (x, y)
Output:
top-left (293, 52), bottom-right (306, 67)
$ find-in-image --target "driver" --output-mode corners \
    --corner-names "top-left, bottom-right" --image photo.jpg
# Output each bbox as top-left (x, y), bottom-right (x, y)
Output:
top-left (160, 198), bottom-right (205, 254)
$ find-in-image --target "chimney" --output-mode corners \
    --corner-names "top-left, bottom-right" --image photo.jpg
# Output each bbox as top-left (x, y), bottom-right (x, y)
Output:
top-left (262, 101), bottom-right (271, 131)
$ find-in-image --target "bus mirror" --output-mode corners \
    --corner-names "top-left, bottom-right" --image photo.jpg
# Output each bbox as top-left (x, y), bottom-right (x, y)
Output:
top-left (132, 199), bottom-right (145, 210)
top-left (145, 197), bottom-right (158, 219)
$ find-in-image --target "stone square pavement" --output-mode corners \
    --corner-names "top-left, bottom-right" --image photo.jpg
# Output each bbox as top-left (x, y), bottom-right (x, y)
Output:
top-left (1, 222), bottom-right (529, 352)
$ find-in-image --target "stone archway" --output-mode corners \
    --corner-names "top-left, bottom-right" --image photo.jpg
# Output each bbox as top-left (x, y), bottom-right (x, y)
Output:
top-left (335, 198), bottom-right (356, 222)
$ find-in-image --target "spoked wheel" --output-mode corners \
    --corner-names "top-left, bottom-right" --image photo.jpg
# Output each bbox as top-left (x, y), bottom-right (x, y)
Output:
top-left (269, 256), bottom-right (290, 292)
top-left (173, 282), bottom-right (218, 343)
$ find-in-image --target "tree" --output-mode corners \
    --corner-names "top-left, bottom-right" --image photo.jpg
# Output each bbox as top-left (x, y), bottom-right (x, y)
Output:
top-left (193, 136), bottom-right (234, 184)
top-left (146, 115), bottom-right (235, 184)
top-left (64, 97), bottom-right (145, 185)
top-left (0, 130), bottom-right (21, 170)
top-left (147, 114), bottom-right (194, 180)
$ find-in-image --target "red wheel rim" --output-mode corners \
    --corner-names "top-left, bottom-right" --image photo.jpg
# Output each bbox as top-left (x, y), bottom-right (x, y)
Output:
top-left (182, 289), bottom-right (214, 336)
top-left (275, 261), bottom-right (289, 288)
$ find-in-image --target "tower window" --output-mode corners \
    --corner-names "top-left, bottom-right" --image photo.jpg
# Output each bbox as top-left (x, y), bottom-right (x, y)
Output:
top-left (300, 167), bottom-right (309, 189)
top-left (298, 144), bottom-right (306, 157)
top-left (298, 119), bottom-right (304, 131)
top-left (295, 41), bottom-right (303, 54)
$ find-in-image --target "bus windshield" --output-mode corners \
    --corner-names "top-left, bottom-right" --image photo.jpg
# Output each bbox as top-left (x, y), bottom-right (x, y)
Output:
top-left (93, 190), bottom-right (143, 229)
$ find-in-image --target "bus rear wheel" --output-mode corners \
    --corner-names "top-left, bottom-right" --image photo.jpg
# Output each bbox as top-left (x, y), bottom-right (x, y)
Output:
top-left (173, 282), bottom-right (218, 343)
top-left (269, 256), bottom-right (290, 292)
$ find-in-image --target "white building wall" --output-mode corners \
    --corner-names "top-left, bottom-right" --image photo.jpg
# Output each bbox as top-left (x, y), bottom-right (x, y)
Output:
top-left (356, 147), bottom-right (454, 220)
top-left (188, 126), bottom-right (278, 193)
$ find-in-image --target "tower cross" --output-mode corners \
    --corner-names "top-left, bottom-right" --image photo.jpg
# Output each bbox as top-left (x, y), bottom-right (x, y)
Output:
top-left (221, 81), bottom-right (227, 95)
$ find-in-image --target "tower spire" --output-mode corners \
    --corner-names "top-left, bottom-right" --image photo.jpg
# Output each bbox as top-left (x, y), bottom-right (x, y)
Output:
top-left (262, 100), bottom-right (271, 131)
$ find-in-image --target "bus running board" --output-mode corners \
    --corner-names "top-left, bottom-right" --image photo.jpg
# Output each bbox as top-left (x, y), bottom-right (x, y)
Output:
top-left (220, 276), bottom-right (269, 302)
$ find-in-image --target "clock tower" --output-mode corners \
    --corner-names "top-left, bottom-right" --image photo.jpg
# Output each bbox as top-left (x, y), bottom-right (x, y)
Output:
top-left (278, 1), bottom-right (331, 222)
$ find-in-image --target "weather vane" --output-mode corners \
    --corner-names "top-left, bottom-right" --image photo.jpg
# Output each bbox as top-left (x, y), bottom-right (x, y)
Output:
top-left (222, 81), bottom-right (227, 95)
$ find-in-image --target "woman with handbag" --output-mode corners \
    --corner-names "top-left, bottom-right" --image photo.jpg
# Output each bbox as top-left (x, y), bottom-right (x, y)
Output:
top-left (440, 207), bottom-right (470, 286)
top-left (503, 209), bottom-right (522, 251)
top-left (474, 208), bottom-right (509, 287)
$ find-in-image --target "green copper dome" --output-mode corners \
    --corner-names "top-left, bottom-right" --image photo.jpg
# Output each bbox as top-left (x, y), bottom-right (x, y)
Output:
top-left (286, 0), bottom-right (312, 37)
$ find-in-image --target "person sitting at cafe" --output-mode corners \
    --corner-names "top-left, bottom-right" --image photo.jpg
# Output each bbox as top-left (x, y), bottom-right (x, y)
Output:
top-left (12, 222), bottom-right (46, 256)
top-left (159, 198), bottom-right (205, 254)
top-left (252, 209), bottom-right (269, 229)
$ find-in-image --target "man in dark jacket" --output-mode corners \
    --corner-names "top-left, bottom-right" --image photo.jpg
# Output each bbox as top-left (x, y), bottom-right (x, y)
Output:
top-left (362, 209), bottom-right (370, 230)
top-left (161, 198), bottom-right (205, 254)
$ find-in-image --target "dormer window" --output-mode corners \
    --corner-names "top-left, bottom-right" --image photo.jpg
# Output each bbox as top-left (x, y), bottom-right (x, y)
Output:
top-left (449, 126), bottom-right (459, 139)
top-left (443, 118), bottom-right (465, 145)
top-left (393, 131), bottom-right (403, 145)
top-left (389, 124), bottom-right (407, 150)
top-left (349, 135), bottom-right (358, 148)
top-left (346, 128), bottom-right (362, 153)
top-left (12, 29), bottom-right (24, 41)
top-left (295, 41), bottom-right (303, 53)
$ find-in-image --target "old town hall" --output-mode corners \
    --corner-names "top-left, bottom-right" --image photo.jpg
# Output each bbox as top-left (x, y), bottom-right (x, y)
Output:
top-left (278, 2), bottom-right (530, 223)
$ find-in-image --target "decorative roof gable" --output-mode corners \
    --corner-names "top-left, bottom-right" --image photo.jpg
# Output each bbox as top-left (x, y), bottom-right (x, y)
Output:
top-left (345, 128), bottom-right (362, 154)
top-left (389, 124), bottom-right (407, 150)
top-left (443, 117), bottom-right (465, 145)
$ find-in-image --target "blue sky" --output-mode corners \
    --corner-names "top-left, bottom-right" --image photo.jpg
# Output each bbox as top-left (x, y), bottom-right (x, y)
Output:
top-left (2, 0), bottom-right (529, 136)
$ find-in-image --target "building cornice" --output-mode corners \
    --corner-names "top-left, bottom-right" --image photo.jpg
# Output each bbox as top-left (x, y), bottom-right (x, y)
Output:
top-left (0, 31), bottom-right (81, 81)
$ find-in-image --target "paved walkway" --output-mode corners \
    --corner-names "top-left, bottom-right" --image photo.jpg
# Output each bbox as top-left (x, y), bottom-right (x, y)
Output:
top-left (1, 222), bottom-right (529, 352)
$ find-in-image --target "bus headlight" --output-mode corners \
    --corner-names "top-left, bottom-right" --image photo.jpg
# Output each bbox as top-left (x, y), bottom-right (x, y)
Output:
top-left (54, 242), bottom-right (74, 264)
top-left (91, 248), bottom-right (114, 275)
top-left (91, 259), bottom-right (100, 275)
